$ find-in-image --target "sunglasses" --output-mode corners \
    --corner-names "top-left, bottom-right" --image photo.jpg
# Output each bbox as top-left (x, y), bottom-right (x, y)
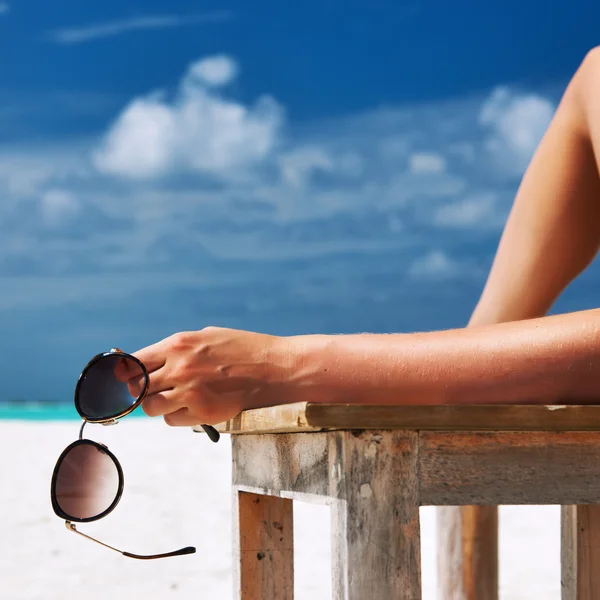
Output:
top-left (50, 348), bottom-right (220, 560)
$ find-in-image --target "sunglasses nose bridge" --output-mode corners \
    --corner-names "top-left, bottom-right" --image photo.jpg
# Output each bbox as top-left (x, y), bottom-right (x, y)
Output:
top-left (79, 419), bottom-right (119, 440)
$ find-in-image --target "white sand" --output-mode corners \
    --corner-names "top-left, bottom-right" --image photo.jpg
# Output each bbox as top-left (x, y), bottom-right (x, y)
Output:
top-left (0, 418), bottom-right (561, 599)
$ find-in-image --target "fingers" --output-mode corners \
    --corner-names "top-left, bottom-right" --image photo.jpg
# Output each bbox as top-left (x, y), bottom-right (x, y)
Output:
top-left (142, 390), bottom-right (181, 418)
top-left (132, 341), bottom-right (168, 374)
top-left (127, 378), bottom-right (145, 400)
top-left (120, 363), bottom-right (169, 399)
top-left (144, 391), bottom-right (216, 426)
top-left (141, 365), bottom-right (173, 397)
top-left (113, 356), bottom-right (147, 399)
top-left (163, 408), bottom-right (204, 427)
top-left (113, 357), bottom-right (130, 383)
top-left (113, 356), bottom-right (144, 383)
top-left (142, 384), bottom-right (227, 425)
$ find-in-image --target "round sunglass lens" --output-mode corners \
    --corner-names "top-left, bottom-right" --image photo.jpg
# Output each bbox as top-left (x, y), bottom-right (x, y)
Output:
top-left (53, 442), bottom-right (121, 520)
top-left (77, 355), bottom-right (146, 421)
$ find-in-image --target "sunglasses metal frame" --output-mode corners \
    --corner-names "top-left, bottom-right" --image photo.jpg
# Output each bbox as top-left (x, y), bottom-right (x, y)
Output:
top-left (74, 349), bottom-right (148, 424)
top-left (51, 437), bottom-right (124, 523)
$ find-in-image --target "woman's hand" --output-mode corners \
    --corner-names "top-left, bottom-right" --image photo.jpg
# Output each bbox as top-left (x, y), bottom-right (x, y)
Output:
top-left (132, 327), bottom-right (287, 426)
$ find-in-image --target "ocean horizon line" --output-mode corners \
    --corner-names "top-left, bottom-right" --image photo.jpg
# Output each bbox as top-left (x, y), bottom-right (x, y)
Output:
top-left (0, 400), bottom-right (146, 421)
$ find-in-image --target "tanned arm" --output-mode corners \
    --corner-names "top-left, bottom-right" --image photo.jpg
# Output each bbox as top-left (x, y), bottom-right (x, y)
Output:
top-left (270, 48), bottom-right (600, 408)
top-left (135, 49), bottom-right (600, 429)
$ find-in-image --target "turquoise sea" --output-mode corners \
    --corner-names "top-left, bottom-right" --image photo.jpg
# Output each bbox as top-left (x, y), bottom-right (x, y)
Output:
top-left (0, 403), bottom-right (145, 421)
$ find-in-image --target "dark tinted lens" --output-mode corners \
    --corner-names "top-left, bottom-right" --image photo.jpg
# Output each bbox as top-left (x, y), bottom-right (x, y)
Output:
top-left (77, 355), bottom-right (146, 420)
top-left (53, 442), bottom-right (121, 520)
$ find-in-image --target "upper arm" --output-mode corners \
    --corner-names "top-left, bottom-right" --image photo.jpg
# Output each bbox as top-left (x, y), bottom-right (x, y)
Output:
top-left (470, 53), bottom-right (600, 326)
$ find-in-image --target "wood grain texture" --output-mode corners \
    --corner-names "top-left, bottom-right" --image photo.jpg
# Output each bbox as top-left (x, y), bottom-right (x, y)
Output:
top-left (232, 430), bottom-right (600, 506)
top-left (235, 491), bottom-right (294, 600)
top-left (329, 430), bottom-right (422, 600)
top-left (562, 505), bottom-right (577, 600)
top-left (195, 403), bottom-right (600, 435)
top-left (437, 507), bottom-right (465, 600)
top-left (461, 506), bottom-right (498, 600)
top-left (232, 433), bottom-right (330, 498)
top-left (232, 431), bottom-right (423, 599)
top-left (211, 403), bottom-right (322, 435)
top-left (307, 404), bottom-right (600, 432)
top-left (561, 505), bottom-right (600, 600)
top-left (229, 426), bottom-right (600, 600)
top-left (437, 507), bottom-right (498, 600)
top-left (420, 431), bottom-right (600, 505)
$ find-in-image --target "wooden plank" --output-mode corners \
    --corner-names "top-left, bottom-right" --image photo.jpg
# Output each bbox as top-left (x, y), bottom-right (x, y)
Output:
top-left (195, 403), bottom-right (600, 435)
top-left (329, 430), bottom-right (421, 600)
top-left (460, 506), bottom-right (498, 600)
top-left (307, 403), bottom-right (600, 432)
top-left (210, 403), bottom-right (322, 435)
top-left (437, 507), bottom-right (465, 600)
top-left (561, 505), bottom-right (600, 600)
top-left (437, 507), bottom-right (498, 600)
top-left (235, 491), bottom-right (294, 600)
top-left (233, 430), bottom-right (600, 506)
top-left (420, 431), bottom-right (600, 505)
top-left (232, 433), bottom-right (330, 498)
top-left (562, 506), bottom-right (577, 600)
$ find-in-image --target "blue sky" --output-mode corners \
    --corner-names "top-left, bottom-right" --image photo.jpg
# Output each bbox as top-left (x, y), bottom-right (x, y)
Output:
top-left (1, 0), bottom-right (599, 402)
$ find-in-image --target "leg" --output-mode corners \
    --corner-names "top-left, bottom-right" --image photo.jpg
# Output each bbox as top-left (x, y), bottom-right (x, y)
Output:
top-left (561, 505), bottom-right (600, 600)
top-left (330, 430), bottom-right (421, 600)
top-left (439, 47), bottom-right (600, 599)
top-left (233, 490), bottom-right (294, 600)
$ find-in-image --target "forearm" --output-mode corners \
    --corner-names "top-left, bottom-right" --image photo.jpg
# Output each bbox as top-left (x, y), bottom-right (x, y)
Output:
top-left (255, 52), bottom-right (600, 410)
top-left (269, 309), bottom-right (600, 406)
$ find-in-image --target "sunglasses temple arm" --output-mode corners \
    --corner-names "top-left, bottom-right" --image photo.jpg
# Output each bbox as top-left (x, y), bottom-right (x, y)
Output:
top-left (64, 521), bottom-right (196, 560)
top-left (200, 424), bottom-right (220, 443)
top-left (65, 521), bottom-right (121, 554)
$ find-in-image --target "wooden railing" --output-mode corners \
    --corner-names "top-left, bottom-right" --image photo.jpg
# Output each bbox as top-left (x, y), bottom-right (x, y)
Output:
top-left (197, 402), bottom-right (600, 599)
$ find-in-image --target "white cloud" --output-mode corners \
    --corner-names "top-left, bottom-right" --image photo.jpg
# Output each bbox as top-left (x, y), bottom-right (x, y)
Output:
top-left (93, 56), bottom-right (283, 180)
top-left (94, 99), bottom-right (177, 178)
top-left (409, 152), bottom-right (446, 174)
top-left (0, 146), bottom-right (88, 199)
top-left (279, 147), bottom-right (334, 187)
top-left (187, 55), bottom-right (238, 87)
top-left (480, 87), bottom-right (555, 174)
top-left (0, 3), bottom-right (9, 16)
top-left (433, 193), bottom-right (498, 228)
top-left (47, 11), bottom-right (233, 44)
top-left (40, 190), bottom-right (79, 226)
top-left (408, 251), bottom-right (464, 280)
top-left (0, 59), bottom-right (562, 308)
